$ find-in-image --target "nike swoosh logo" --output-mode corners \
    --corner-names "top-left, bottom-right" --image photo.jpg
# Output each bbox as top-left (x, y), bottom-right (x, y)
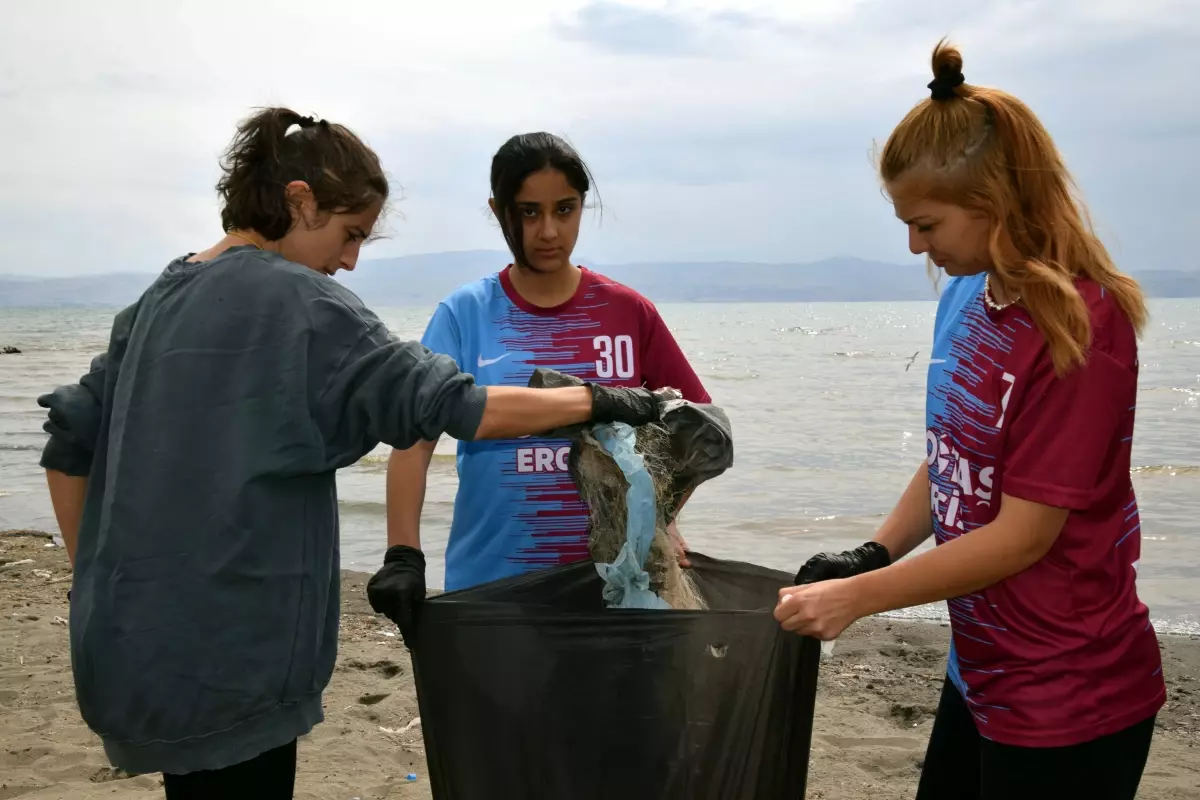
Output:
top-left (477, 353), bottom-right (511, 367)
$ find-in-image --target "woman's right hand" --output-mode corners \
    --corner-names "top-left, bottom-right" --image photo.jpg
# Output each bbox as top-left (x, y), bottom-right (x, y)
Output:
top-left (586, 383), bottom-right (663, 427)
top-left (474, 384), bottom-right (665, 441)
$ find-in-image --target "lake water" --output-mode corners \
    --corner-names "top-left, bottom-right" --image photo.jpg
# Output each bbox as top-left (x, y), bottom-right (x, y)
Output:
top-left (2, 300), bottom-right (1197, 634)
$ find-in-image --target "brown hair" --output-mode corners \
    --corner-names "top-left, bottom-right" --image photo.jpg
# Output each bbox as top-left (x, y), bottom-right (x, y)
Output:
top-left (216, 107), bottom-right (389, 241)
top-left (879, 40), bottom-right (1146, 375)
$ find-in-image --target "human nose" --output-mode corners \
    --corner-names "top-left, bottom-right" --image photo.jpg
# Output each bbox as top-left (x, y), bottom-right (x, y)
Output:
top-left (538, 213), bottom-right (558, 241)
top-left (341, 240), bottom-right (362, 271)
top-left (908, 227), bottom-right (927, 256)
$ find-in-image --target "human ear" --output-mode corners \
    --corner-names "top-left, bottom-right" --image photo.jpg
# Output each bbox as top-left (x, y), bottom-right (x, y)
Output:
top-left (284, 181), bottom-right (320, 229)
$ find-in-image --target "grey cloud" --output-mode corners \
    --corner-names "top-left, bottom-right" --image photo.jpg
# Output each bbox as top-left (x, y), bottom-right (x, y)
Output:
top-left (846, 0), bottom-right (996, 37)
top-left (553, 3), bottom-right (707, 57)
top-left (552, 1), bottom-right (803, 58)
top-left (571, 116), bottom-right (881, 186)
top-left (534, 14), bottom-right (1199, 272)
top-left (847, 0), bottom-right (1198, 44)
top-left (1, 0), bottom-right (1195, 276)
top-left (706, 9), bottom-right (803, 36)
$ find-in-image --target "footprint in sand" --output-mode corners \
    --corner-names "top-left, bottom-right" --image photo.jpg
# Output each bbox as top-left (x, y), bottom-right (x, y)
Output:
top-left (818, 735), bottom-right (924, 750)
top-left (89, 766), bottom-right (140, 783)
top-left (889, 703), bottom-right (938, 725)
top-left (878, 644), bottom-right (944, 668)
top-left (0, 745), bottom-right (53, 768)
top-left (340, 659), bottom-right (403, 679)
top-left (357, 693), bottom-right (391, 706)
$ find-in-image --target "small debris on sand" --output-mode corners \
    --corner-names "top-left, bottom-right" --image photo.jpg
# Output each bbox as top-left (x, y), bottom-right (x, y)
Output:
top-left (2, 529), bottom-right (1197, 799)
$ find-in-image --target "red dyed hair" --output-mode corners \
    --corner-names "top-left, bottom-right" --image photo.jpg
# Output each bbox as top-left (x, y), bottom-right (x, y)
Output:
top-left (880, 40), bottom-right (1147, 376)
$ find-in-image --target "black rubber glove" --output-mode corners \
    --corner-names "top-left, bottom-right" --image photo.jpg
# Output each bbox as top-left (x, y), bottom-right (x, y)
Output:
top-left (794, 541), bottom-right (891, 585)
top-left (585, 382), bottom-right (662, 427)
top-left (367, 545), bottom-right (426, 648)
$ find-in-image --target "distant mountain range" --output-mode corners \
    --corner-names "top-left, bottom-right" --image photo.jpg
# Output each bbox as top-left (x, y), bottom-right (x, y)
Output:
top-left (2, 250), bottom-right (1198, 307)
top-left (338, 252), bottom-right (954, 304)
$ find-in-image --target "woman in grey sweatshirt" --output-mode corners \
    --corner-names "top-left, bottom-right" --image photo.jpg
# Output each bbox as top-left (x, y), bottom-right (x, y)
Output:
top-left (36, 107), bottom-right (661, 799)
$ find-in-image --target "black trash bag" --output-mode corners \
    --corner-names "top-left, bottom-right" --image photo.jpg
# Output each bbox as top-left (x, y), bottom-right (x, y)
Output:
top-left (657, 398), bottom-right (734, 520)
top-left (411, 552), bottom-right (821, 800)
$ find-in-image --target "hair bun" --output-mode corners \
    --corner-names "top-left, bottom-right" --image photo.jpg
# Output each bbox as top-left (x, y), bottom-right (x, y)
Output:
top-left (928, 39), bottom-right (965, 101)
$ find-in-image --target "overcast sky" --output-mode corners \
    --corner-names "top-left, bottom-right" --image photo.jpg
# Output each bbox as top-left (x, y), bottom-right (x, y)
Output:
top-left (2, 0), bottom-right (1196, 277)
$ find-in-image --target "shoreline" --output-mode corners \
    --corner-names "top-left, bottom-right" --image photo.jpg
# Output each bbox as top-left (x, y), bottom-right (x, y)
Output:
top-left (338, 564), bottom-right (1200, 639)
top-left (33, 534), bottom-right (1200, 637)
top-left (3, 529), bottom-right (1199, 799)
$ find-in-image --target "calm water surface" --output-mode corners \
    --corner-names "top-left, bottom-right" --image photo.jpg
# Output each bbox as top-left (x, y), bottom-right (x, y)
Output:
top-left (2, 301), bottom-right (1196, 633)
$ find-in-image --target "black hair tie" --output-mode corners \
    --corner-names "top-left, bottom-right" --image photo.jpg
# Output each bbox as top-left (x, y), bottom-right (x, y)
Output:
top-left (297, 115), bottom-right (318, 128)
top-left (928, 65), bottom-right (965, 101)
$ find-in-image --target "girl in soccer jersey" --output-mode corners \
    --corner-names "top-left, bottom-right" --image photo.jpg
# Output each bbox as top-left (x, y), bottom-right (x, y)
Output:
top-left (385, 132), bottom-right (710, 607)
top-left (775, 42), bottom-right (1164, 799)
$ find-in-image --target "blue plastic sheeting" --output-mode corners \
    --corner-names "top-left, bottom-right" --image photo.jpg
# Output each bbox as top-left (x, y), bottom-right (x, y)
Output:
top-left (590, 423), bottom-right (671, 610)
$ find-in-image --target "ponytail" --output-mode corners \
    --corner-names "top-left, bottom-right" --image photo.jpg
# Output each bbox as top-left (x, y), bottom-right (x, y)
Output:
top-left (880, 40), bottom-right (1147, 376)
top-left (216, 107), bottom-right (388, 241)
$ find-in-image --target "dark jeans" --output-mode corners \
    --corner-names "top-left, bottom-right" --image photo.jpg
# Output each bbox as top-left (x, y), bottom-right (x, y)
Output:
top-left (162, 739), bottom-right (297, 799)
top-left (916, 679), bottom-right (1155, 800)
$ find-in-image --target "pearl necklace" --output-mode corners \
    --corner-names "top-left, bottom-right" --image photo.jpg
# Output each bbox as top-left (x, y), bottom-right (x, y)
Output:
top-left (984, 273), bottom-right (1019, 311)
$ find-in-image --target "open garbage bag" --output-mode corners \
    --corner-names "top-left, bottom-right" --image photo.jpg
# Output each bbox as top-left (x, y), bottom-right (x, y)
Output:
top-left (411, 552), bottom-right (821, 800)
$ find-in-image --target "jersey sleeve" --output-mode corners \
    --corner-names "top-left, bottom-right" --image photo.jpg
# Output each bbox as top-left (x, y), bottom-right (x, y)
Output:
top-left (1001, 335), bottom-right (1135, 511)
top-left (639, 302), bottom-right (710, 403)
top-left (420, 301), bottom-right (465, 370)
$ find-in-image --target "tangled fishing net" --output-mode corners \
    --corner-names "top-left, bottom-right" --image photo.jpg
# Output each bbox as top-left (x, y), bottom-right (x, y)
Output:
top-left (528, 368), bottom-right (735, 611)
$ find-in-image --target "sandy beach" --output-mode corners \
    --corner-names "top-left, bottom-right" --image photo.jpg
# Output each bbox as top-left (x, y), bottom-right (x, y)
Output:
top-left (2, 528), bottom-right (1197, 799)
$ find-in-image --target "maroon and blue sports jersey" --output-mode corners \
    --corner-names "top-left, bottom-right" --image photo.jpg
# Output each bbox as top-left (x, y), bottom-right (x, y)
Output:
top-left (926, 273), bottom-right (1165, 747)
top-left (421, 266), bottom-right (710, 591)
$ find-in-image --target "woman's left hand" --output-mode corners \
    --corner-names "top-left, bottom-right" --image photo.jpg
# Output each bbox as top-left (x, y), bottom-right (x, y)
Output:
top-left (773, 578), bottom-right (864, 640)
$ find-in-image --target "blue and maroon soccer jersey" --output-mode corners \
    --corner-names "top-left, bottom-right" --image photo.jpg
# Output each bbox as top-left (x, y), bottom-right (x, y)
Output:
top-left (926, 273), bottom-right (1165, 747)
top-left (421, 266), bottom-right (710, 591)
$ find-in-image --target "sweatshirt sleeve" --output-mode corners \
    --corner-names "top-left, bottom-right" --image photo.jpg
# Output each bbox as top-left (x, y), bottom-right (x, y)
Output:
top-left (37, 352), bottom-right (109, 477)
top-left (308, 287), bottom-right (488, 467)
top-left (36, 298), bottom-right (140, 477)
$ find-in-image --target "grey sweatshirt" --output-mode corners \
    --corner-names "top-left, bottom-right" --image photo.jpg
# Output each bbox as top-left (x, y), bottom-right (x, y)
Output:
top-left (37, 246), bottom-right (487, 775)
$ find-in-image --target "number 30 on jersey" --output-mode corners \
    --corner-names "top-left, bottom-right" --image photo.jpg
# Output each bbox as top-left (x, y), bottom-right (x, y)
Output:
top-left (594, 334), bottom-right (635, 379)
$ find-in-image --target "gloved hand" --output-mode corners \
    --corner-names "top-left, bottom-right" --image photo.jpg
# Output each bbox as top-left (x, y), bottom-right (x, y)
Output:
top-left (367, 545), bottom-right (426, 648)
top-left (585, 383), bottom-right (662, 427)
top-left (794, 541), bottom-right (891, 585)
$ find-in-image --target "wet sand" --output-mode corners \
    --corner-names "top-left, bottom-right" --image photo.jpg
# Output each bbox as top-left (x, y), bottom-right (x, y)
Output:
top-left (2, 529), bottom-right (1198, 799)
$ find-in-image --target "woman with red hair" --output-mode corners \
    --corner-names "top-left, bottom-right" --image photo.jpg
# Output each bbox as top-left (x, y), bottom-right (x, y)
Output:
top-left (775, 41), bottom-right (1164, 799)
